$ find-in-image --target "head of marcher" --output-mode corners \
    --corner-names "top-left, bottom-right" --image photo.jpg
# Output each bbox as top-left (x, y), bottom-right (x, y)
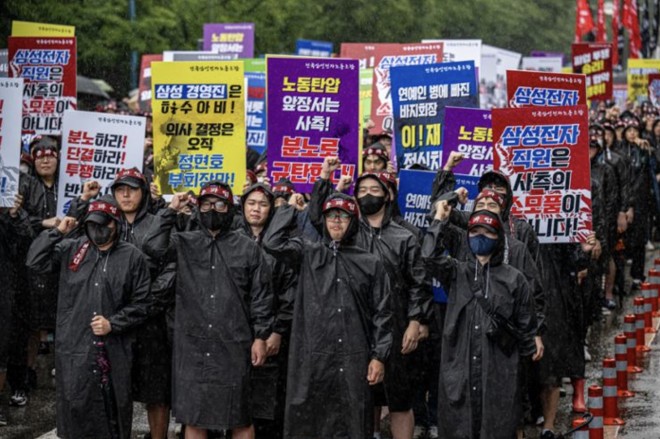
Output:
top-left (589, 124), bottom-right (605, 160)
top-left (373, 131), bottom-right (393, 154)
top-left (273, 178), bottom-right (295, 208)
top-left (83, 195), bottom-right (121, 249)
top-left (473, 189), bottom-right (505, 216)
top-left (111, 168), bottom-right (149, 220)
top-left (467, 209), bottom-right (504, 262)
top-left (322, 193), bottom-right (360, 244)
top-left (354, 172), bottom-right (390, 219)
top-left (477, 171), bottom-right (513, 221)
top-left (30, 136), bottom-right (59, 181)
top-left (241, 183), bottom-right (274, 236)
top-left (602, 122), bottom-right (617, 148)
top-left (362, 142), bottom-right (389, 172)
top-left (623, 117), bottom-right (640, 143)
top-left (197, 181), bottom-right (234, 235)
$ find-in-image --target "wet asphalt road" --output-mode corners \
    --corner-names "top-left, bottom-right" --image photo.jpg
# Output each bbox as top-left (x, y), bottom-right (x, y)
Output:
top-left (3, 249), bottom-right (660, 439)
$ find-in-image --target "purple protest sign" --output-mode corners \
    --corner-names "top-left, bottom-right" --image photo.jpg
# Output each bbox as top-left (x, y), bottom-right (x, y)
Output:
top-left (203, 23), bottom-right (254, 58)
top-left (267, 57), bottom-right (360, 193)
top-left (442, 107), bottom-right (493, 177)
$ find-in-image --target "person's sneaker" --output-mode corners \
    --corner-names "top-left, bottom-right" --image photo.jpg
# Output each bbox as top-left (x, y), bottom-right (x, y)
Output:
top-left (559, 386), bottom-right (566, 397)
top-left (535, 415), bottom-right (545, 426)
top-left (632, 279), bottom-right (643, 290)
top-left (584, 345), bottom-right (592, 362)
top-left (601, 306), bottom-right (612, 316)
top-left (646, 241), bottom-right (655, 251)
top-left (428, 425), bottom-right (439, 439)
top-left (604, 298), bottom-right (617, 310)
top-left (0, 408), bottom-right (7, 426)
top-left (413, 426), bottom-right (426, 439)
top-left (9, 390), bottom-right (27, 407)
top-left (540, 430), bottom-right (557, 439)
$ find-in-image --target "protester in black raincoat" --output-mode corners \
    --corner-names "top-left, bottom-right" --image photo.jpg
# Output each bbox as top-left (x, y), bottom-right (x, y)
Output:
top-left (0, 195), bottom-right (33, 426)
top-left (310, 157), bottom-right (431, 439)
top-left (613, 117), bottom-right (653, 285)
top-left (19, 136), bottom-right (62, 394)
top-left (26, 196), bottom-right (152, 439)
top-left (67, 168), bottom-right (175, 439)
top-left (238, 183), bottom-right (297, 439)
top-left (422, 205), bottom-right (536, 439)
top-left (143, 181), bottom-right (273, 438)
top-left (269, 193), bottom-right (391, 439)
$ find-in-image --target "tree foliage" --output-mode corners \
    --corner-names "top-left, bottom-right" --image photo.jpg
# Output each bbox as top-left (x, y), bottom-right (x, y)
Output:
top-left (0, 0), bottom-right (576, 96)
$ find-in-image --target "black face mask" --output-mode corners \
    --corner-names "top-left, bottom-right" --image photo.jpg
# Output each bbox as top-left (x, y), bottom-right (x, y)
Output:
top-left (358, 194), bottom-right (387, 216)
top-left (200, 210), bottom-right (233, 232)
top-left (85, 223), bottom-right (115, 246)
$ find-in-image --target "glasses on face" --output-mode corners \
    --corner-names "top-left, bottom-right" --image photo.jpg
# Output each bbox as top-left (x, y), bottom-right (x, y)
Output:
top-left (35, 155), bottom-right (56, 162)
top-left (199, 200), bottom-right (228, 212)
top-left (324, 211), bottom-right (351, 221)
top-left (357, 186), bottom-right (384, 196)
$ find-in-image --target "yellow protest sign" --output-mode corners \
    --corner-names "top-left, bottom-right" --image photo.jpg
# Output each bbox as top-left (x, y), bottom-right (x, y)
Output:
top-left (627, 59), bottom-right (660, 103)
top-left (11, 21), bottom-right (75, 37)
top-left (151, 61), bottom-right (246, 196)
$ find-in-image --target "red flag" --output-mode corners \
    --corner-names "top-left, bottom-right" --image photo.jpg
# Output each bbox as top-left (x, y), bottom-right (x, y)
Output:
top-left (575, 0), bottom-right (596, 42)
top-left (624, 0), bottom-right (642, 58)
top-left (613, 0), bottom-right (621, 65)
top-left (597, 0), bottom-right (607, 41)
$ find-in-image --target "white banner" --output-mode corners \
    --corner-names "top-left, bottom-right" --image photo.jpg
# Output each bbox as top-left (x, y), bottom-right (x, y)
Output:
top-left (0, 78), bottom-right (23, 207)
top-left (56, 110), bottom-right (146, 216)
top-left (521, 56), bottom-right (563, 73)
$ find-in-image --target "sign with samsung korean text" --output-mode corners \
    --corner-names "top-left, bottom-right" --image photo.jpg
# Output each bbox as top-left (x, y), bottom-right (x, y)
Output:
top-left (506, 70), bottom-right (587, 108)
top-left (203, 23), bottom-right (254, 59)
top-left (339, 43), bottom-right (444, 135)
top-left (56, 110), bottom-right (146, 216)
top-left (8, 37), bottom-right (77, 136)
top-left (492, 106), bottom-right (592, 243)
top-left (0, 78), bottom-right (24, 207)
top-left (571, 43), bottom-right (613, 101)
top-left (266, 57), bottom-right (360, 193)
top-left (151, 61), bottom-right (246, 196)
top-left (390, 61), bottom-right (478, 171)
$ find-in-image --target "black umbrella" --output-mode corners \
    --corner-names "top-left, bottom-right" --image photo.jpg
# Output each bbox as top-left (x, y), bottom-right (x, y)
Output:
top-left (77, 75), bottom-right (110, 99)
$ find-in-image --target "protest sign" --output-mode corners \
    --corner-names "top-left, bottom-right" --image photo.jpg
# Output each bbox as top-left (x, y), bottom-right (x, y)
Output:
top-left (296, 39), bottom-right (333, 57)
top-left (151, 61), bottom-right (246, 196)
top-left (0, 78), bottom-right (24, 207)
top-left (390, 61), bottom-right (478, 170)
top-left (521, 56), bottom-right (563, 72)
top-left (628, 59), bottom-right (660, 104)
top-left (8, 37), bottom-right (77, 136)
top-left (613, 84), bottom-right (628, 108)
top-left (571, 43), bottom-right (613, 101)
top-left (11, 21), bottom-right (75, 37)
top-left (506, 70), bottom-right (587, 107)
top-left (442, 107), bottom-right (493, 177)
top-left (397, 169), bottom-right (435, 230)
top-left (360, 68), bottom-right (373, 124)
top-left (648, 73), bottom-right (660, 106)
top-left (421, 39), bottom-right (482, 70)
top-left (492, 105), bottom-right (592, 243)
top-left (163, 51), bottom-right (236, 62)
top-left (56, 110), bottom-right (146, 216)
top-left (266, 57), bottom-right (359, 193)
top-left (530, 50), bottom-right (565, 62)
top-left (203, 23), bottom-right (254, 58)
top-left (244, 58), bottom-right (266, 73)
top-left (246, 71), bottom-right (267, 154)
top-left (340, 42), bottom-right (444, 134)
top-left (138, 54), bottom-right (162, 113)
top-left (0, 49), bottom-right (7, 78)
top-left (480, 44), bottom-right (521, 109)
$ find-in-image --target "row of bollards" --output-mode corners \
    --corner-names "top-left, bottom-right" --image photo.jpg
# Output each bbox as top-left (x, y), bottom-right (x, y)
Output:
top-left (579, 261), bottom-right (660, 439)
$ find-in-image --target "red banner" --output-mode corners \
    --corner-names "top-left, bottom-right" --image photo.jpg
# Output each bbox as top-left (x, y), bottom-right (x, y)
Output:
top-left (575, 0), bottom-right (595, 42)
top-left (506, 70), bottom-right (588, 108)
top-left (340, 42), bottom-right (443, 135)
top-left (597, 0), bottom-right (607, 41)
top-left (612, 0), bottom-right (621, 65)
top-left (623, 0), bottom-right (642, 58)
top-left (492, 105), bottom-right (592, 243)
top-left (138, 54), bottom-right (162, 113)
top-left (571, 43), bottom-right (613, 100)
top-left (8, 36), bottom-right (77, 136)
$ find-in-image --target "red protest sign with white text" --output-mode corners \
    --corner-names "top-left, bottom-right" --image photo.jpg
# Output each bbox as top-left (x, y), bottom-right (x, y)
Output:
top-left (340, 42), bottom-right (444, 135)
top-left (506, 70), bottom-right (587, 108)
top-left (571, 43), bottom-right (613, 101)
top-left (8, 37), bottom-right (77, 136)
top-left (492, 105), bottom-right (592, 243)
